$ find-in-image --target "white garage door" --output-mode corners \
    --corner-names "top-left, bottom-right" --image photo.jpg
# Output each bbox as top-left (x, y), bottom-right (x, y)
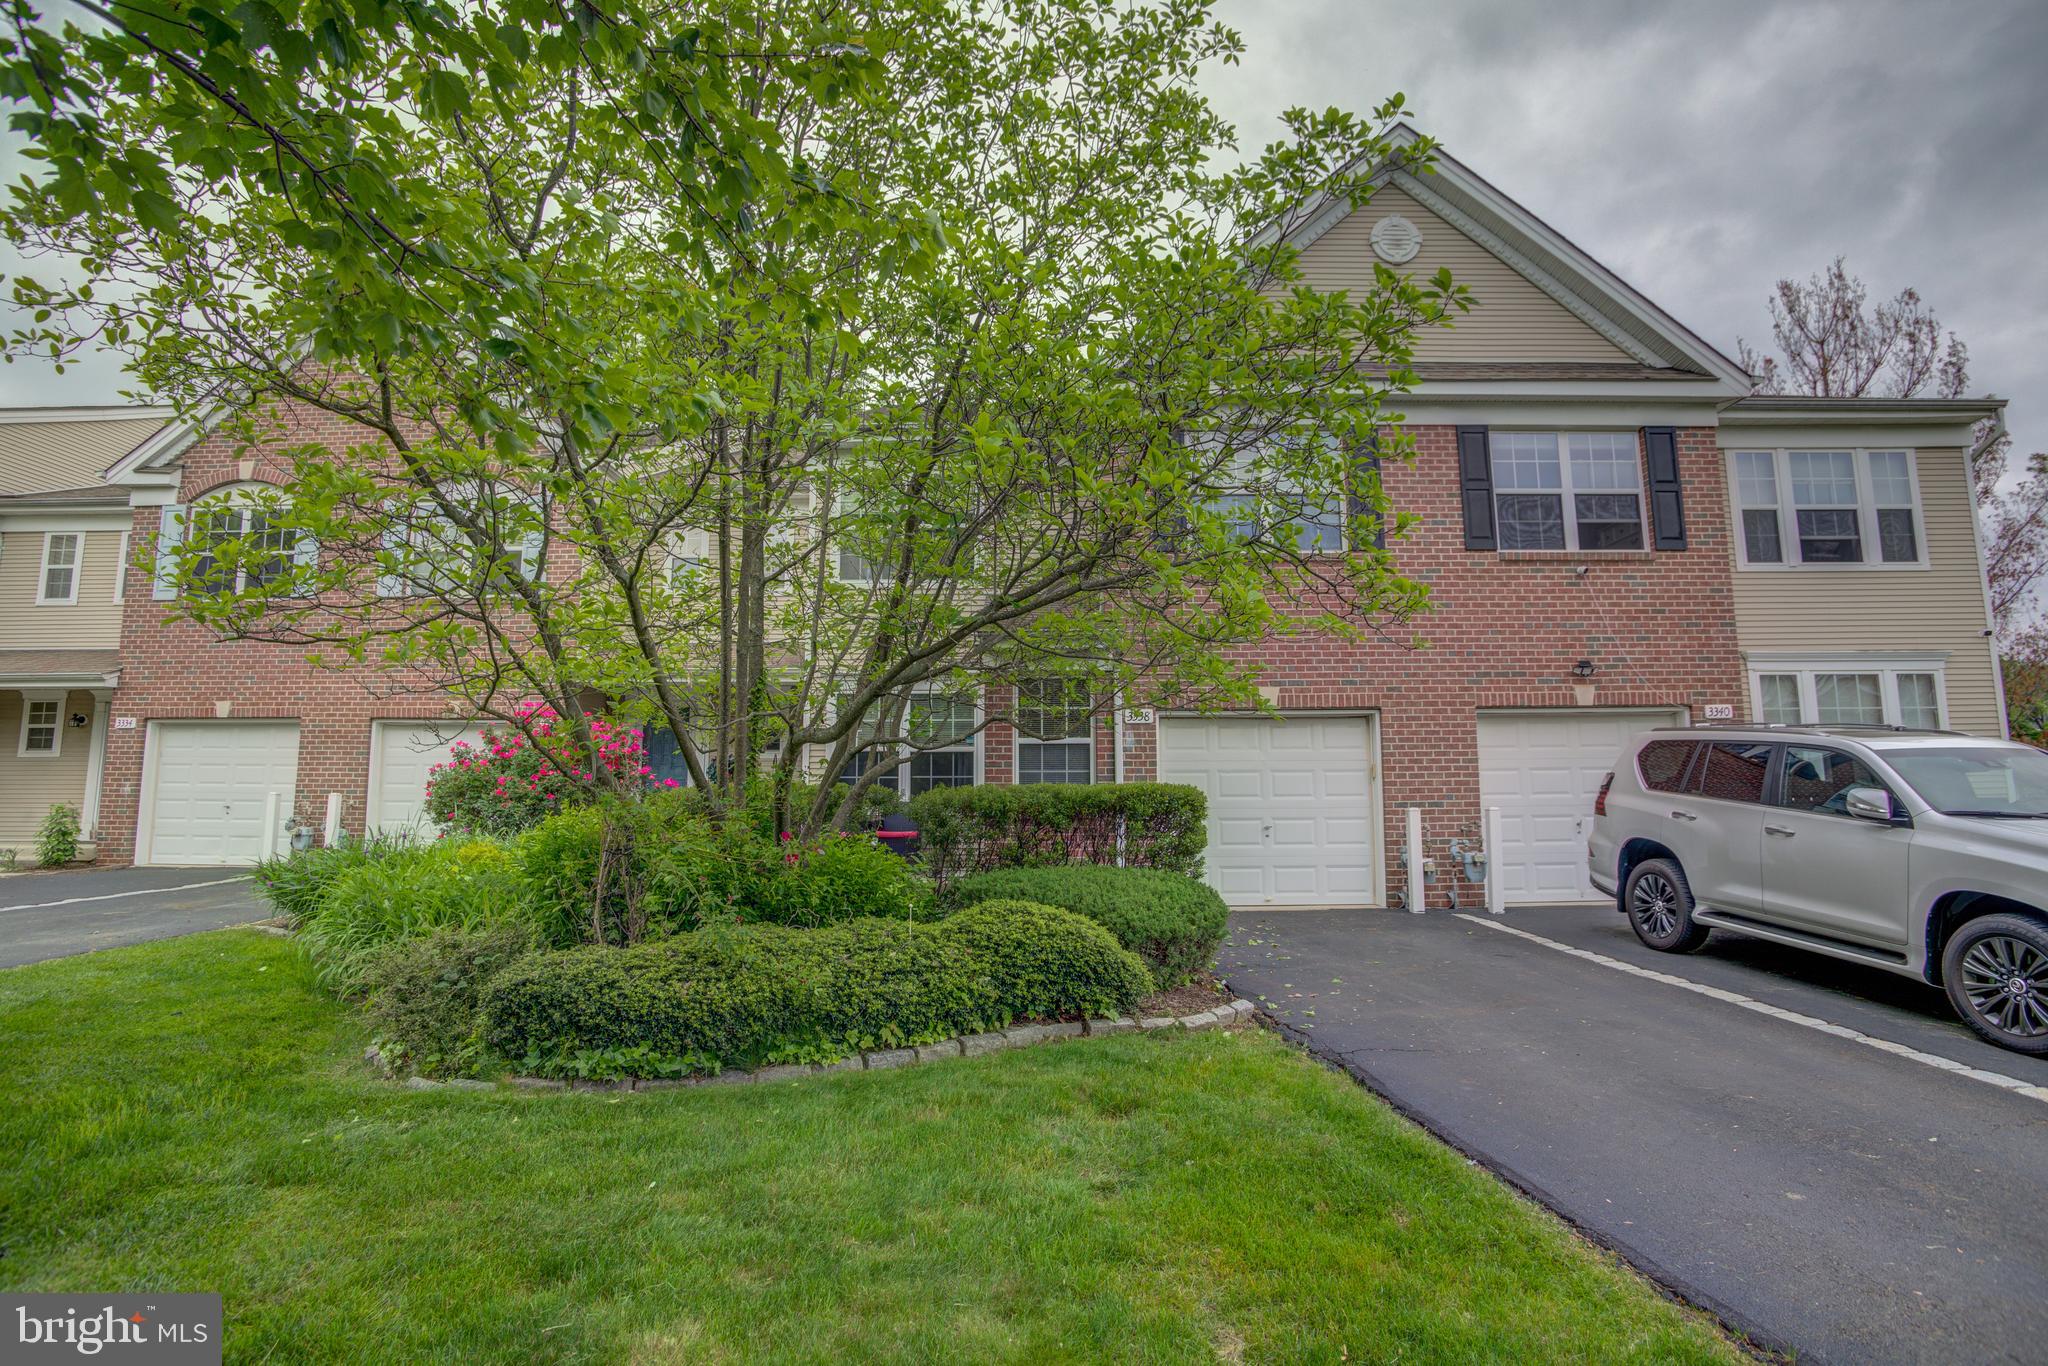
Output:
top-left (1477, 710), bottom-right (1682, 905)
top-left (1158, 715), bottom-right (1377, 907)
top-left (368, 721), bottom-right (484, 837)
top-left (144, 721), bottom-right (301, 866)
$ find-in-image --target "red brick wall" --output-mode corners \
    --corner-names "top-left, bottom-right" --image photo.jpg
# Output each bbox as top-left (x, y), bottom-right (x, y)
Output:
top-left (98, 405), bottom-right (472, 864)
top-left (1108, 425), bottom-right (1744, 906)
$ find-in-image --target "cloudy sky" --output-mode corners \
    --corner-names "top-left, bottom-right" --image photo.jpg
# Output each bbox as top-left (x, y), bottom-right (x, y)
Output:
top-left (1203, 0), bottom-right (2047, 464)
top-left (3, 0), bottom-right (2043, 466)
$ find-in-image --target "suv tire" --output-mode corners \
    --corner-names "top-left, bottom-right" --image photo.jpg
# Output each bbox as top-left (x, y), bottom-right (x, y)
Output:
top-left (1941, 913), bottom-right (2048, 1057)
top-left (1624, 858), bottom-right (1710, 954)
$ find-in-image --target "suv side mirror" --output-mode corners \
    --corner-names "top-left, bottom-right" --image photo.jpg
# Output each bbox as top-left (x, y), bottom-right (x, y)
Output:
top-left (1844, 786), bottom-right (1894, 822)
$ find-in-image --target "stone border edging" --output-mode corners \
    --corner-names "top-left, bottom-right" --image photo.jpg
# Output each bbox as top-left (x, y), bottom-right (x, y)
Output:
top-left (379, 999), bottom-right (1260, 1093)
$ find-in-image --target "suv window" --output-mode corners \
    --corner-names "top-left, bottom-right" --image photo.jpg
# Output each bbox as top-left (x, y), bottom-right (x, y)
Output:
top-left (1779, 745), bottom-right (1894, 817)
top-left (1690, 741), bottom-right (1772, 803)
top-left (1636, 740), bottom-right (1699, 794)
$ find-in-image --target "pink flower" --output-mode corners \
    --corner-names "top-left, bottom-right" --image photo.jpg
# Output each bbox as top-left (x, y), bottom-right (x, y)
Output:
top-left (663, 778), bottom-right (680, 788)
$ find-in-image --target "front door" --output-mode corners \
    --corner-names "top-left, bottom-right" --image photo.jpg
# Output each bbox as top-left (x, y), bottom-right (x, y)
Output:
top-left (1760, 744), bottom-right (1914, 950)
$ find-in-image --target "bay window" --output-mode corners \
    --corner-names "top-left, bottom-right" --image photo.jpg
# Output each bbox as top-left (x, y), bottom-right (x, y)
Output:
top-left (1728, 449), bottom-right (1925, 568)
top-left (1492, 432), bottom-right (1645, 551)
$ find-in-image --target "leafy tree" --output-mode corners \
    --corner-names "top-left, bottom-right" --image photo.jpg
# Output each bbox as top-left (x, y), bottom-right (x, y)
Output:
top-left (0, 0), bottom-right (1465, 835)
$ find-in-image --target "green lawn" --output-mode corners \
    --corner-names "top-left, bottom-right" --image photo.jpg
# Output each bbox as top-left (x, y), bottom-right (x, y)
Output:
top-left (1, 932), bottom-right (1740, 1363)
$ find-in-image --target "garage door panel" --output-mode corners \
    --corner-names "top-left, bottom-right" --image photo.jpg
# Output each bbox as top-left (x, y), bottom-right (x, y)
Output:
top-left (1159, 715), bottom-right (1377, 908)
top-left (370, 721), bottom-right (484, 837)
top-left (147, 722), bottom-right (300, 866)
top-left (1478, 710), bottom-right (1681, 906)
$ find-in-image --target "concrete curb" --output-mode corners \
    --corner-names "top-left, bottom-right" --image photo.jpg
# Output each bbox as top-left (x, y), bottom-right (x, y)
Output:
top-left (393, 999), bottom-right (1261, 1094)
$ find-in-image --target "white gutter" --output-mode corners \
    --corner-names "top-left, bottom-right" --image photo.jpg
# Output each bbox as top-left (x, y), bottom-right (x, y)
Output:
top-left (1965, 410), bottom-right (2012, 739)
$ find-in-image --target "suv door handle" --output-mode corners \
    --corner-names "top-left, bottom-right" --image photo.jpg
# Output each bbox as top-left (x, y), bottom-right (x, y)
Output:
top-left (1765, 825), bottom-right (1796, 837)
top-left (1669, 810), bottom-right (1698, 822)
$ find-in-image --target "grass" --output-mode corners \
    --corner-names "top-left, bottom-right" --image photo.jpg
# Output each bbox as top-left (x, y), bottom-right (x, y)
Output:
top-left (0, 932), bottom-right (1742, 1363)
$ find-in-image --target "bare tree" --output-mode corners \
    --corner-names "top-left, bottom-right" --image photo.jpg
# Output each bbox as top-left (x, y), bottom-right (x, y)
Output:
top-left (1738, 258), bottom-right (1969, 399)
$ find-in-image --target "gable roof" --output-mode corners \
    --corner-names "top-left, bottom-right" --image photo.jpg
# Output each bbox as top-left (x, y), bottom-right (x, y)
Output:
top-left (1255, 125), bottom-right (1751, 390)
top-left (0, 406), bottom-right (170, 496)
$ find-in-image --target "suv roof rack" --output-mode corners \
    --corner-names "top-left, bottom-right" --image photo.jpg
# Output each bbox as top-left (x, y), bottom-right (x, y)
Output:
top-left (1651, 722), bottom-right (1964, 737)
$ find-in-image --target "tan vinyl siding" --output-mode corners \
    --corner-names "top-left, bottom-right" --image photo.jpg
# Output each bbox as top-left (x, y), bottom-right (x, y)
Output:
top-left (0, 689), bottom-right (96, 854)
top-left (1291, 186), bottom-right (1634, 363)
top-left (0, 415), bottom-right (164, 495)
top-left (1731, 447), bottom-right (2004, 734)
top-left (0, 528), bottom-right (125, 648)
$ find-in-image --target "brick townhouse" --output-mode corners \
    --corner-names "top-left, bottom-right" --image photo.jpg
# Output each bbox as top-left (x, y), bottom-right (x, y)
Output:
top-left (25, 129), bottom-right (2003, 907)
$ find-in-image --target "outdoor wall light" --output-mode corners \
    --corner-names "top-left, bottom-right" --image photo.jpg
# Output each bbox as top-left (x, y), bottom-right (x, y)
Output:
top-left (1571, 659), bottom-right (1596, 680)
top-left (69, 712), bottom-right (89, 728)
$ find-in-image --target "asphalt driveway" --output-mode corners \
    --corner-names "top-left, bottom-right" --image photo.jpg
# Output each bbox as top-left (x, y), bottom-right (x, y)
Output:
top-left (1219, 904), bottom-right (2048, 1366)
top-left (0, 867), bottom-right (270, 969)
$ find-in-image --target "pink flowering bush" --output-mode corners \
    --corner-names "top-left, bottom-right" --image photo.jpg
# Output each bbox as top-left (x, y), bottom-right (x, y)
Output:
top-left (425, 702), bottom-right (669, 837)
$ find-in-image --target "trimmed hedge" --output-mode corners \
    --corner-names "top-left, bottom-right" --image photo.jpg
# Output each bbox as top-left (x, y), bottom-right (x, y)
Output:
top-left (480, 905), bottom-right (1149, 1074)
top-left (360, 921), bottom-right (536, 1077)
top-left (945, 865), bottom-right (1227, 990)
top-left (908, 782), bottom-right (1205, 886)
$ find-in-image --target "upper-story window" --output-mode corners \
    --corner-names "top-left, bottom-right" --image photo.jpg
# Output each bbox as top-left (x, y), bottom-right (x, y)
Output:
top-left (35, 533), bottom-right (81, 605)
top-left (194, 502), bottom-right (298, 597)
top-left (1730, 449), bottom-right (1924, 569)
top-left (1492, 432), bottom-right (1645, 551)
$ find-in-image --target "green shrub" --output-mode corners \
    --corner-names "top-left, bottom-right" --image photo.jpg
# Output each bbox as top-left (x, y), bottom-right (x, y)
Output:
top-left (756, 833), bottom-right (933, 928)
top-left (943, 900), bottom-right (1151, 1021)
top-left (297, 838), bottom-right (535, 993)
top-left (35, 802), bottom-right (80, 867)
top-left (481, 905), bottom-right (1147, 1076)
top-left (481, 918), bottom-right (1000, 1073)
top-left (359, 921), bottom-right (537, 1077)
top-left (909, 782), bottom-right (1205, 886)
top-left (945, 865), bottom-right (1227, 990)
top-left (255, 832), bottom-right (412, 924)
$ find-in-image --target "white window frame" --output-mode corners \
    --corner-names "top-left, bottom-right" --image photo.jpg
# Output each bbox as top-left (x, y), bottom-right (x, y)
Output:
top-left (1490, 431), bottom-right (1649, 553)
top-left (378, 482), bottom-right (543, 598)
top-left (36, 532), bottom-right (81, 605)
top-left (831, 689), bottom-right (983, 797)
top-left (113, 529), bottom-right (129, 604)
top-left (17, 692), bottom-right (63, 758)
top-left (1747, 656), bottom-right (1949, 729)
top-left (1013, 680), bottom-right (1097, 785)
top-left (1726, 448), bottom-right (1929, 570)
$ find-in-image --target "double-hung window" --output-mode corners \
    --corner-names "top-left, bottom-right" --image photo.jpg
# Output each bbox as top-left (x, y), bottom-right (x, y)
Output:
top-left (194, 505), bottom-right (296, 596)
top-left (1492, 432), bottom-right (1645, 551)
top-left (17, 696), bottom-right (61, 758)
top-left (1195, 436), bottom-right (1345, 553)
top-left (36, 533), bottom-right (81, 605)
top-left (1014, 679), bottom-right (1094, 784)
top-left (1729, 449), bottom-right (1924, 568)
top-left (1751, 660), bottom-right (1945, 729)
top-left (835, 691), bottom-right (979, 796)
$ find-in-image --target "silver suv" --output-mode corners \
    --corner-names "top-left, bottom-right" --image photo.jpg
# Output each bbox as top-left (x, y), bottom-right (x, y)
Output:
top-left (1588, 725), bottom-right (2048, 1055)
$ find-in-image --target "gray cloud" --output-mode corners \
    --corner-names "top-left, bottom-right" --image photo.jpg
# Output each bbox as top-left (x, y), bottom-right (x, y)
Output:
top-left (1205, 0), bottom-right (2048, 465)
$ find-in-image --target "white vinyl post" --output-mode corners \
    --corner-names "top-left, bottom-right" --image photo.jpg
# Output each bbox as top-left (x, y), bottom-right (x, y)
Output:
top-left (262, 790), bottom-right (282, 859)
top-left (323, 792), bottom-right (344, 848)
top-left (1483, 804), bottom-right (1506, 916)
top-left (1404, 806), bottom-right (1425, 914)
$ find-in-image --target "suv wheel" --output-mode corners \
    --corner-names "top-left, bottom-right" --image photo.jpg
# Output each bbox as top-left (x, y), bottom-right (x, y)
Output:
top-left (1624, 858), bottom-right (1710, 954)
top-left (1942, 914), bottom-right (2048, 1057)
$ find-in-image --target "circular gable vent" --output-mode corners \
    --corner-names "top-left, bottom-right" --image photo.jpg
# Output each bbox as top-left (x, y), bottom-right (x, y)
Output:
top-left (1369, 214), bottom-right (1423, 264)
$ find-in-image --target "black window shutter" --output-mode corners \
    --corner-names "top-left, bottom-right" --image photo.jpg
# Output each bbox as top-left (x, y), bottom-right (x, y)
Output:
top-left (1348, 436), bottom-right (1385, 550)
top-left (1457, 426), bottom-right (1496, 550)
top-left (1642, 426), bottom-right (1687, 550)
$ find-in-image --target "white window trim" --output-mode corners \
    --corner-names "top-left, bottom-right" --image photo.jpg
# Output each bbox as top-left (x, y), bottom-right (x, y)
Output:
top-left (1726, 448), bottom-right (1929, 571)
top-left (1013, 683), bottom-right (1098, 785)
top-left (113, 529), bottom-right (129, 604)
top-left (17, 691), bottom-right (63, 759)
top-left (35, 532), bottom-right (81, 605)
top-left (1747, 656), bottom-right (1949, 729)
top-left (830, 689), bottom-right (984, 796)
top-left (1491, 431), bottom-right (1649, 553)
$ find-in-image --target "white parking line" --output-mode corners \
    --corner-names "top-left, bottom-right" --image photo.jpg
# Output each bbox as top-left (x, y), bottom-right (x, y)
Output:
top-left (1454, 913), bottom-right (2048, 1106)
top-left (0, 876), bottom-right (252, 914)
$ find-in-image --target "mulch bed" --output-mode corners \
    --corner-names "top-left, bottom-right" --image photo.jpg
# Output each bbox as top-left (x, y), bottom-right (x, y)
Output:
top-left (1137, 973), bottom-right (1233, 1019)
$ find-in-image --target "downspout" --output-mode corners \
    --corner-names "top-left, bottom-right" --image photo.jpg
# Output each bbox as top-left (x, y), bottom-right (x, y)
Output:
top-left (1112, 691), bottom-right (1126, 866)
top-left (1965, 410), bottom-right (2012, 739)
